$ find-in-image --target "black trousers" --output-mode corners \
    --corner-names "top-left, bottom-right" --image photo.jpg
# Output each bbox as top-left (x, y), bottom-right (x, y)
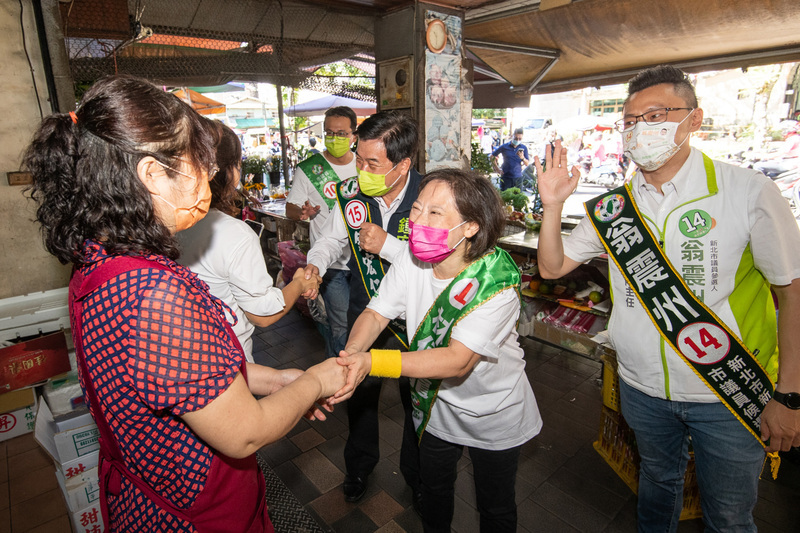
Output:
top-left (343, 373), bottom-right (420, 490)
top-left (419, 431), bottom-right (521, 533)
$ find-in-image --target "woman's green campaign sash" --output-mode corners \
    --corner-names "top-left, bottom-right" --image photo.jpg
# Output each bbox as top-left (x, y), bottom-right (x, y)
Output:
top-left (585, 180), bottom-right (774, 446)
top-left (297, 153), bottom-right (343, 210)
top-left (408, 247), bottom-right (521, 439)
top-left (335, 177), bottom-right (409, 347)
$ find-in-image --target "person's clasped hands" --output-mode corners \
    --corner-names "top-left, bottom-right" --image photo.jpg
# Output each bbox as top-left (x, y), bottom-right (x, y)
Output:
top-left (326, 348), bottom-right (373, 403)
top-left (295, 265), bottom-right (322, 300)
top-left (295, 358), bottom-right (349, 421)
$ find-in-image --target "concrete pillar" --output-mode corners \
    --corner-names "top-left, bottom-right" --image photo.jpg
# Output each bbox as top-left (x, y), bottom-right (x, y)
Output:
top-left (374, 3), bottom-right (472, 173)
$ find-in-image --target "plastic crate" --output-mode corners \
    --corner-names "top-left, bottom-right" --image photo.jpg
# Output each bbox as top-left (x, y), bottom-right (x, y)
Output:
top-left (593, 406), bottom-right (702, 520)
top-left (601, 352), bottom-right (620, 412)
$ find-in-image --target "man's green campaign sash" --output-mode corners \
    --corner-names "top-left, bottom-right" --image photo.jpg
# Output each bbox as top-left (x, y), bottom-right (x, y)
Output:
top-left (297, 153), bottom-right (342, 210)
top-left (585, 180), bottom-right (774, 446)
top-left (335, 177), bottom-right (409, 347)
top-left (408, 247), bottom-right (520, 439)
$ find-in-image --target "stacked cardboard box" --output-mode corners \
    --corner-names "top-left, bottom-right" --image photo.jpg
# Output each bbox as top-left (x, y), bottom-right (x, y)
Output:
top-left (0, 387), bottom-right (37, 442)
top-left (35, 400), bottom-right (103, 533)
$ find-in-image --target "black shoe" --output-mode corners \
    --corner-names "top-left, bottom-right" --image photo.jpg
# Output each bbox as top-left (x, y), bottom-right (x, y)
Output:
top-left (343, 474), bottom-right (368, 502)
top-left (412, 490), bottom-right (423, 516)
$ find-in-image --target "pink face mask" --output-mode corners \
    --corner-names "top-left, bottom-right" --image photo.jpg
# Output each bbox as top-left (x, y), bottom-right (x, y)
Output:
top-left (409, 219), bottom-right (467, 263)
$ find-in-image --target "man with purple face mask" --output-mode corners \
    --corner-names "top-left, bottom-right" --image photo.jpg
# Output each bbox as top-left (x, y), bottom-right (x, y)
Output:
top-left (537, 65), bottom-right (800, 533)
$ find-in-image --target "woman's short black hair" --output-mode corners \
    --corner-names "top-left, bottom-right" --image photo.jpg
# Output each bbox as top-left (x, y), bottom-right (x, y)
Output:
top-left (419, 169), bottom-right (504, 262)
top-left (208, 120), bottom-right (242, 217)
top-left (626, 65), bottom-right (698, 108)
top-left (23, 75), bottom-right (215, 265)
top-left (355, 111), bottom-right (418, 166)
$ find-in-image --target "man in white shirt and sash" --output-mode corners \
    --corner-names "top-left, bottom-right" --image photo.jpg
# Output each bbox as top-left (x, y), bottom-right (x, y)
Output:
top-left (304, 111), bottom-right (423, 505)
top-left (537, 65), bottom-right (800, 532)
top-left (287, 107), bottom-right (358, 359)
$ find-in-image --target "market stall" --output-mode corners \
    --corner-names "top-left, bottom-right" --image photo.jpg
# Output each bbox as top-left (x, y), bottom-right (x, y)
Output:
top-left (498, 219), bottom-right (612, 361)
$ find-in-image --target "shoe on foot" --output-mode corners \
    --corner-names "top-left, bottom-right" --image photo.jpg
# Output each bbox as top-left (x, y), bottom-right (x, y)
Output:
top-left (412, 490), bottom-right (423, 516)
top-left (343, 474), bottom-right (367, 502)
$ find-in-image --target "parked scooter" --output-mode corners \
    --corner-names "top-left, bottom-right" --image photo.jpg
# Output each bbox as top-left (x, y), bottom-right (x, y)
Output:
top-left (776, 168), bottom-right (800, 217)
top-left (588, 158), bottom-right (624, 188)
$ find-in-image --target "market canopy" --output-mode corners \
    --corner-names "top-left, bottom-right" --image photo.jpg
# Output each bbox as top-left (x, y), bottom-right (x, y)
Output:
top-left (172, 88), bottom-right (226, 115)
top-left (60, 0), bottom-right (800, 102)
top-left (284, 95), bottom-right (376, 117)
top-left (462, 0), bottom-right (800, 106)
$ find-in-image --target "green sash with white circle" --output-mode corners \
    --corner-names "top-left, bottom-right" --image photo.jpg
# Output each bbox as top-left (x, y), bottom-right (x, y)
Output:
top-left (297, 153), bottom-right (342, 210)
top-left (585, 174), bottom-right (774, 446)
top-left (408, 247), bottom-right (520, 439)
top-left (335, 177), bottom-right (409, 347)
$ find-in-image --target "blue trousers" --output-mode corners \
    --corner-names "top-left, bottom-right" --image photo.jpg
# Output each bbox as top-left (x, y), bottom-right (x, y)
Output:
top-left (619, 379), bottom-right (764, 533)
top-left (319, 268), bottom-right (350, 358)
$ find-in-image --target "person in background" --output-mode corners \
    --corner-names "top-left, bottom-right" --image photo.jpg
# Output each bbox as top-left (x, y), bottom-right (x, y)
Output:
top-left (480, 129), bottom-right (493, 155)
top-left (537, 65), bottom-right (800, 532)
top-left (753, 122), bottom-right (800, 178)
top-left (492, 127), bottom-right (529, 191)
top-left (286, 106), bottom-right (358, 358)
top-left (308, 136), bottom-right (321, 155)
top-left (334, 169), bottom-right (541, 532)
top-left (24, 75), bottom-right (346, 531)
top-left (177, 121), bottom-right (322, 363)
top-left (303, 111), bottom-right (422, 505)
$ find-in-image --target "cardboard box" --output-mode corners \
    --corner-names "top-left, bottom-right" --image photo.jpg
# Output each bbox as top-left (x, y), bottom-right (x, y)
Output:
top-left (70, 501), bottom-right (104, 533)
top-left (0, 331), bottom-right (71, 390)
top-left (0, 386), bottom-right (36, 413)
top-left (59, 450), bottom-right (99, 482)
top-left (533, 318), bottom-right (608, 360)
top-left (0, 391), bottom-right (37, 442)
top-left (35, 399), bottom-right (99, 464)
top-left (56, 465), bottom-right (100, 512)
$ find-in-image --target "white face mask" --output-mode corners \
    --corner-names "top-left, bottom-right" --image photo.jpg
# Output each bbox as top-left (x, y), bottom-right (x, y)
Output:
top-left (622, 110), bottom-right (694, 171)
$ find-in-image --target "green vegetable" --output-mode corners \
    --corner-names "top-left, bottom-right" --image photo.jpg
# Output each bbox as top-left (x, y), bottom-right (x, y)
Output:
top-left (499, 187), bottom-right (529, 212)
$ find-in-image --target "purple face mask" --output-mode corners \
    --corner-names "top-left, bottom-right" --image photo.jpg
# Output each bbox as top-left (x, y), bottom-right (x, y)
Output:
top-left (409, 219), bottom-right (467, 263)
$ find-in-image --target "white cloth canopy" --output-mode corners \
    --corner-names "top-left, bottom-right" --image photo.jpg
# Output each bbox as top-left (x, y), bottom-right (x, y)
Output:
top-left (284, 95), bottom-right (376, 117)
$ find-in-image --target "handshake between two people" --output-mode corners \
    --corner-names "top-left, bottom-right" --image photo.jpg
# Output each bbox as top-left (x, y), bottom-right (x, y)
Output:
top-left (297, 348), bottom-right (388, 422)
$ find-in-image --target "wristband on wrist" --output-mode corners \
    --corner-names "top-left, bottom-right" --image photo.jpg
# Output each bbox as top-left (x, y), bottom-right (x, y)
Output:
top-left (369, 349), bottom-right (402, 378)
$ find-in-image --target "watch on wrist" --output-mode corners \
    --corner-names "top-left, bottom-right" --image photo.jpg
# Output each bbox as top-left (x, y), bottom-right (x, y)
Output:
top-left (772, 389), bottom-right (800, 409)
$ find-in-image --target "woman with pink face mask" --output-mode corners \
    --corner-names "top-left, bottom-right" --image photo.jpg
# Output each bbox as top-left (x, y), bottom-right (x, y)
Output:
top-left (334, 169), bottom-right (542, 533)
top-left (23, 76), bottom-right (346, 532)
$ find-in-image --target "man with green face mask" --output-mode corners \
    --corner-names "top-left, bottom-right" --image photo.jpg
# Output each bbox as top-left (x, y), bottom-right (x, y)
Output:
top-left (287, 106), bottom-right (358, 360)
top-left (304, 111), bottom-right (423, 506)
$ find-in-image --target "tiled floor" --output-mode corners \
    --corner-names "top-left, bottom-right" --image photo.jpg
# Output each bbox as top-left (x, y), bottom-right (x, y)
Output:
top-left (1, 308), bottom-right (797, 532)
top-left (253, 309), bottom-right (800, 533)
top-left (0, 433), bottom-right (73, 532)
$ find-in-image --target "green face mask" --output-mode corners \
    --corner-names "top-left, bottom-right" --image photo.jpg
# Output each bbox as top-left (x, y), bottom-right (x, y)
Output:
top-left (357, 163), bottom-right (401, 197)
top-left (324, 136), bottom-right (352, 158)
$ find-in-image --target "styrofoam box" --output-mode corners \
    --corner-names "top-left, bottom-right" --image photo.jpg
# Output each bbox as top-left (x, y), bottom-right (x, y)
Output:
top-left (56, 465), bottom-right (100, 512)
top-left (0, 288), bottom-right (69, 342)
top-left (34, 399), bottom-right (99, 464)
top-left (70, 501), bottom-right (104, 533)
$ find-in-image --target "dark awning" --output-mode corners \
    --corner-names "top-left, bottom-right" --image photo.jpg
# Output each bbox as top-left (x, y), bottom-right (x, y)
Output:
top-left (465, 0), bottom-right (800, 98)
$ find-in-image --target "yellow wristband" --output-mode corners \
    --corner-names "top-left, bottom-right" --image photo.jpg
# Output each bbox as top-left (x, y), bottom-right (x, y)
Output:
top-left (369, 349), bottom-right (402, 378)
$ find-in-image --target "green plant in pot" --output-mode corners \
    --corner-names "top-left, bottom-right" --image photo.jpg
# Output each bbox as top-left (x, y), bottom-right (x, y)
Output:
top-left (242, 156), bottom-right (268, 183)
top-left (269, 154), bottom-right (283, 186)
